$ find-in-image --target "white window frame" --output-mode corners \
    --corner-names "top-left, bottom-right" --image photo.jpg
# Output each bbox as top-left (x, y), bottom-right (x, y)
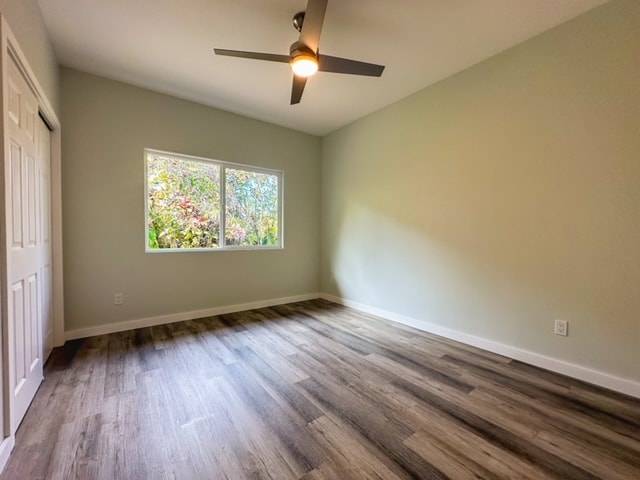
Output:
top-left (144, 148), bottom-right (284, 252)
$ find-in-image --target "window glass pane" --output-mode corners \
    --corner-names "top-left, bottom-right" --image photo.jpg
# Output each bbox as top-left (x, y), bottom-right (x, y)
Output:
top-left (225, 168), bottom-right (279, 247)
top-left (147, 153), bottom-right (220, 249)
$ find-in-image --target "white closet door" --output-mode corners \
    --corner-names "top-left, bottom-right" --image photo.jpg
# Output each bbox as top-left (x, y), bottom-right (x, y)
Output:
top-left (5, 55), bottom-right (45, 432)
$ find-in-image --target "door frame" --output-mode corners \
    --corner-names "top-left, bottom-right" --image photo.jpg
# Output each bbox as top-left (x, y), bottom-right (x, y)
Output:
top-left (0, 15), bottom-right (64, 469)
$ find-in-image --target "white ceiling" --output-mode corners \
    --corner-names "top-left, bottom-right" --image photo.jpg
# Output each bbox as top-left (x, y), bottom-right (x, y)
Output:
top-left (38, 0), bottom-right (610, 136)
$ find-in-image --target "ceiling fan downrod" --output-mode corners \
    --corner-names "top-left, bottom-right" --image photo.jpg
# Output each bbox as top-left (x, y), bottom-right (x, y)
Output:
top-left (293, 11), bottom-right (305, 32)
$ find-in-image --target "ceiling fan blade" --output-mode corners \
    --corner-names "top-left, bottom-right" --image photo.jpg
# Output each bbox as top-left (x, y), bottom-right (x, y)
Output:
top-left (299, 0), bottom-right (328, 53)
top-left (291, 75), bottom-right (308, 105)
top-left (318, 54), bottom-right (385, 77)
top-left (214, 48), bottom-right (289, 64)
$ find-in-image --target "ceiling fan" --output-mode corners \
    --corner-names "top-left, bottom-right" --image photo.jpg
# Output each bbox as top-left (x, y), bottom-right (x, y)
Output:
top-left (214, 0), bottom-right (385, 105)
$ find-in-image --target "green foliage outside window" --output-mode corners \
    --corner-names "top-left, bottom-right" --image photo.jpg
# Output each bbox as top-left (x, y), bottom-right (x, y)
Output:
top-left (146, 151), bottom-right (280, 250)
top-left (225, 168), bottom-right (279, 246)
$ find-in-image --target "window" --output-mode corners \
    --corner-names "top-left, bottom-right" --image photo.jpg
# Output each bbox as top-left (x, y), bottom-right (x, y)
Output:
top-left (145, 149), bottom-right (282, 251)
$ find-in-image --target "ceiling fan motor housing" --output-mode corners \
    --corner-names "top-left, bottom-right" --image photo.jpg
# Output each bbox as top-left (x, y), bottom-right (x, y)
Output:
top-left (290, 41), bottom-right (316, 60)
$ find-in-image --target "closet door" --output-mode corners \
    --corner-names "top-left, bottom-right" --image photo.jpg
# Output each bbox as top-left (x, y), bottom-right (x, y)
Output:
top-left (5, 55), bottom-right (44, 432)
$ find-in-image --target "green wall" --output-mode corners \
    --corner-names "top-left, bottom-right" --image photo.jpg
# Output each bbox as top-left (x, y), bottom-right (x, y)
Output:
top-left (321, 0), bottom-right (640, 384)
top-left (61, 68), bottom-right (321, 332)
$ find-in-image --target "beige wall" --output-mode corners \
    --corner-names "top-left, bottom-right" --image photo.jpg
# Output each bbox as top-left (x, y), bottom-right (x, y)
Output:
top-left (61, 67), bottom-right (321, 332)
top-left (321, 0), bottom-right (640, 383)
top-left (0, 0), bottom-right (59, 113)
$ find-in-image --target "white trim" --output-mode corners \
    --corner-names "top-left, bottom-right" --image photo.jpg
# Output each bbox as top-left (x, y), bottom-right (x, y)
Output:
top-left (0, 435), bottom-right (14, 473)
top-left (320, 293), bottom-right (640, 399)
top-left (144, 245), bottom-right (285, 254)
top-left (65, 293), bottom-right (320, 340)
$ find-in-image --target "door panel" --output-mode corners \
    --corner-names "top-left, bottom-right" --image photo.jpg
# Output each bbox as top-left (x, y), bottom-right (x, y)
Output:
top-left (11, 282), bottom-right (24, 389)
top-left (28, 274), bottom-right (39, 368)
top-left (10, 141), bottom-right (22, 247)
top-left (27, 154), bottom-right (37, 247)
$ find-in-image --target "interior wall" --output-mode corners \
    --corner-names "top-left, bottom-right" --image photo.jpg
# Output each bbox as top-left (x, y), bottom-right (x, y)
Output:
top-left (321, 0), bottom-right (640, 383)
top-left (61, 67), bottom-right (321, 333)
top-left (0, 0), bottom-right (59, 113)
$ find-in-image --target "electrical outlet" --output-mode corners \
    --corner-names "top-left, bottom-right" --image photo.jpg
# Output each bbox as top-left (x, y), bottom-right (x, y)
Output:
top-left (554, 319), bottom-right (568, 336)
top-left (114, 292), bottom-right (124, 305)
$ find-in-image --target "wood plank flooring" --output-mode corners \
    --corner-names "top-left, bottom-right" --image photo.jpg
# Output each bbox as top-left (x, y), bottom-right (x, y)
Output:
top-left (1, 299), bottom-right (639, 479)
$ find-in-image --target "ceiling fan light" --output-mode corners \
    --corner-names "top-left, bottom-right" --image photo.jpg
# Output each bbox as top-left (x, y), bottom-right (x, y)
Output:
top-left (290, 54), bottom-right (318, 77)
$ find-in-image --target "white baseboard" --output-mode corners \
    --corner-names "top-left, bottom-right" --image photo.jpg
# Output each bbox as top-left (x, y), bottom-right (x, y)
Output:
top-left (320, 293), bottom-right (640, 399)
top-left (65, 293), bottom-right (320, 341)
top-left (0, 435), bottom-right (15, 474)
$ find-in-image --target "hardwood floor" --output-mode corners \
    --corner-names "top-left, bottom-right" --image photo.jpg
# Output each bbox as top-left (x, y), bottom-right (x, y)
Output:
top-left (1, 299), bottom-right (639, 479)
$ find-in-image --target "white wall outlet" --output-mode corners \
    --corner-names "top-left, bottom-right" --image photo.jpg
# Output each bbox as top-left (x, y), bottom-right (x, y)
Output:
top-left (554, 319), bottom-right (568, 336)
top-left (114, 292), bottom-right (124, 305)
